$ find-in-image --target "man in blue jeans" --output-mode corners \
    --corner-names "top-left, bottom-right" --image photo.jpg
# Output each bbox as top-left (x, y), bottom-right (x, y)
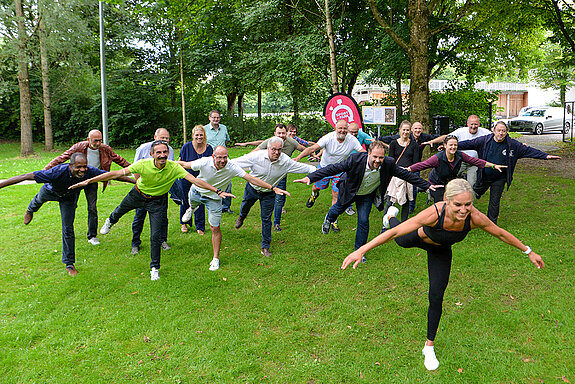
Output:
top-left (232, 137), bottom-right (315, 257)
top-left (0, 153), bottom-right (133, 276)
top-left (294, 141), bottom-right (434, 261)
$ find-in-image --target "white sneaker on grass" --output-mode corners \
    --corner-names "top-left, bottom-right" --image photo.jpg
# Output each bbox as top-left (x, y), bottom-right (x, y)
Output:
top-left (382, 206), bottom-right (399, 229)
top-left (182, 206), bottom-right (197, 223)
top-left (88, 237), bottom-right (100, 245)
top-left (209, 258), bottom-right (220, 271)
top-left (422, 345), bottom-right (439, 371)
top-left (345, 206), bottom-right (355, 216)
top-left (150, 268), bottom-right (160, 281)
top-left (100, 218), bottom-right (114, 234)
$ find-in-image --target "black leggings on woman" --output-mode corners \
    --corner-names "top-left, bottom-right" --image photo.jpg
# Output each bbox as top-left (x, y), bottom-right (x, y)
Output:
top-left (390, 217), bottom-right (452, 341)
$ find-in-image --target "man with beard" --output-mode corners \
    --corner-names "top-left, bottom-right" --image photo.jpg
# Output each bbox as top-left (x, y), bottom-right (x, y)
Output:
top-left (294, 119), bottom-right (364, 232)
top-left (294, 141), bottom-right (436, 262)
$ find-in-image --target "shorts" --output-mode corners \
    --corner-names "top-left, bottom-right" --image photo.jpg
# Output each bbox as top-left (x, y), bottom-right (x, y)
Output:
top-left (189, 188), bottom-right (223, 227)
top-left (313, 165), bottom-right (342, 192)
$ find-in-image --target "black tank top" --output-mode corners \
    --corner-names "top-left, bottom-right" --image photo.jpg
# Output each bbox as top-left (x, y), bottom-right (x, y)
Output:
top-left (422, 204), bottom-right (472, 245)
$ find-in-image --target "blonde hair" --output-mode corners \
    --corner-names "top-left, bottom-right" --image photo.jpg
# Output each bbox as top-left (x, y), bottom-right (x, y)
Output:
top-left (191, 124), bottom-right (206, 141)
top-left (444, 178), bottom-right (473, 201)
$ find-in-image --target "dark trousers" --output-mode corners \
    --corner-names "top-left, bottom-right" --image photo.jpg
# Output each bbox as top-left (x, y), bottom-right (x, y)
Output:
top-left (132, 207), bottom-right (168, 248)
top-left (326, 193), bottom-right (374, 250)
top-left (110, 188), bottom-right (167, 269)
top-left (273, 176), bottom-right (287, 226)
top-left (409, 171), bottom-right (420, 213)
top-left (84, 183), bottom-right (98, 240)
top-left (473, 178), bottom-right (506, 224)
top-left (429, 187), bottom-right (445, 203)
top-left (239, 183), bottom-right (275, 249)
top-left (222, 182), bottom-right (232, 210)
top-left (179, 179), bottom-right (206, 231)
top-left (28, 186), bottom-right (79, 267)
top-left (391, 217), bottom-right (453, 341)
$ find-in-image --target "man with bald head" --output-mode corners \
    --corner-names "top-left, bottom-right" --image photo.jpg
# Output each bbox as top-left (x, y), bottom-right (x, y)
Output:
top-left (179, 146), bottom-right (288, 270)
top-left (131, 128), bottom-right (176, 255)
top-left (45, 129), bottom-right (130, 245)
top-left (294, 119), bottom-right (364, 231)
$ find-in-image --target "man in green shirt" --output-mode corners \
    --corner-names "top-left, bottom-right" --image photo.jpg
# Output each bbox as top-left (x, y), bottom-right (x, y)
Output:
top-left (70, 140), bottom-right (232, 280)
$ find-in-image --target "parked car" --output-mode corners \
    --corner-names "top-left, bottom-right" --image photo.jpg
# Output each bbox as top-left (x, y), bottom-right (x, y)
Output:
top-left (508, 106), bottom-right (571, 135)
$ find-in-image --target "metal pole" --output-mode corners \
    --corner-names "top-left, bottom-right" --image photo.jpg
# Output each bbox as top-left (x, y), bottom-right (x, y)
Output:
top-left (99, 1), bottom-right (109, 145)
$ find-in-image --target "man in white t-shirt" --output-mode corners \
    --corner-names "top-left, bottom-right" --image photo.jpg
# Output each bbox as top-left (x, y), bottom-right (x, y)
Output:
top-left (423, 114), bottom-right (491, 188)
top-left (179, 146), bottom-right (288, 271)
top-left (294, 119), bottom-right (364, 231)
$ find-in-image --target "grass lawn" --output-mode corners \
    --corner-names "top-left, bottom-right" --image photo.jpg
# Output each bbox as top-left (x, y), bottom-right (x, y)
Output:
top-left (0, 142), bottom-right (573, 383)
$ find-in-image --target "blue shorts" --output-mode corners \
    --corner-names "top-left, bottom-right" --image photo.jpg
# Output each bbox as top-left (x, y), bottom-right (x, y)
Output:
top-left (189, 188), bottom-right (222, 227)
top-left (314, 165), bottom-right (342, 192)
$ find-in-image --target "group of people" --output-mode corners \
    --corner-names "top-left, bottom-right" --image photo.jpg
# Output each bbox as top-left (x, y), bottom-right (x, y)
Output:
top-left (0, 111), bottom-right (559, 371)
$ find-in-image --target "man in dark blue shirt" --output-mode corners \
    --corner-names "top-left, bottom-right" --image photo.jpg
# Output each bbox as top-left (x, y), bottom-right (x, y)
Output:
top-left (0, 153), bottom-right (133, 276)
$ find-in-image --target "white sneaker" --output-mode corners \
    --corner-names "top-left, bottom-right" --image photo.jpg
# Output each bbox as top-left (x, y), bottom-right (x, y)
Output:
top-left (182, 206), bottom-right (197, 223)
top-left (150, 267), bottom-right (160, 281)
top-left (345, 206), bottom-right (356, 216)
top-left (100, 218), bottom-right (113, 234)
top-left (161, 241), bottom-right (171, 250)
top-left (382, 206), bottom-right (400, 229)
top-left (422, 345), bottom-right (439, 371)
top-left (88, 237), bottom-right (100, 245)
top-left (209, 258), bottom-right (220, 271)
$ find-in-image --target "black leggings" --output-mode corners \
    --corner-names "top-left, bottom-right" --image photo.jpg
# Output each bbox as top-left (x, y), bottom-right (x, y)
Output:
top-left (390, 217), bottom-right (452, 341)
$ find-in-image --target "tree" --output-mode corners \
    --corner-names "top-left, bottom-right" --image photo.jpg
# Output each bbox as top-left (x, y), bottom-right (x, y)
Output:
top-left (14, 0), bottom-right (33, 156)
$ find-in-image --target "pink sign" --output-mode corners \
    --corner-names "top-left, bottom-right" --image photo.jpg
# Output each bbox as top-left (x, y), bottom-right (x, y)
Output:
top-left (323, 93), bottom-right (363, 130)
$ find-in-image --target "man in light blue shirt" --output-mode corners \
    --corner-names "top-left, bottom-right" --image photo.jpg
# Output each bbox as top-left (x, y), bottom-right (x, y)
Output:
top-left (204, 110), bottom-right (234, 212)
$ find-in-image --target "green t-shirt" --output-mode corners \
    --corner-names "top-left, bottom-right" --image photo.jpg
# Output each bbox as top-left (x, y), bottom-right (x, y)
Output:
top-left (258, 137), bottom-right (299, 156)
top-left (129, 159), bottom-right (188, 196)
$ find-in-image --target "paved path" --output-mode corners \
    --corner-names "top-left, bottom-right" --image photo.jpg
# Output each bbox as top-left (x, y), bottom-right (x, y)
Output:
top-left (514, 132), bottom-right (567, 152)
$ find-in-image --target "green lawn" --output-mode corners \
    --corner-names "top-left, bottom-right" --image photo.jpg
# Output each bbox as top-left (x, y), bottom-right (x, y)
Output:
top-left (0, 142), bottom-right (573, 383)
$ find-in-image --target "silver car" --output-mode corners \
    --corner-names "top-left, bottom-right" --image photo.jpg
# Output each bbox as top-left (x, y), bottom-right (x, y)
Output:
top-left (508, 107), bottom-right (571, 135)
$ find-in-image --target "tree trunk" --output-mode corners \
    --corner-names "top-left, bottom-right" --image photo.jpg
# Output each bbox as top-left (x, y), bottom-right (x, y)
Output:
top-left (38, 11), bottom-right (53, 151)
top-left (179, 44), bottom-right (187, 143)
top-left (325, 0), bottom-right (339, 94)
top-left (15, 0), bottom-right (33, 156)
top-left (257, 87), bottom-right (262, 129)
top-left (407, 0), bottom-right (431, 131)
top-left (226, 92), bottom-right (237, 117)
top-left (346, 71), bottom-right (360, 95)
top-left (395, 73), bottom-right (403, 118)
top-left (237, 91), bottom-right (245, 137)
top-left (560, 84), bottom-right (566, 107)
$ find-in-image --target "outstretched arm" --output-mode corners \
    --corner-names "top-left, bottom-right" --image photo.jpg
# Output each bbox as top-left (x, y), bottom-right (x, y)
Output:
top-left (69, 169), bottom-right (130, 189)
top-left (183, 173), bottom-right (235, 198)
top-left (0, 173), bottom-right (35, 189)
top-left (471, 208), bottom-right (544, 269)
top-left (294, 143), bottom-right (321, 161)
top-left (235, 140), bottom-right (264, 147)
top-left (243, 174), bottom-right (290, 196)
top-left (342, 207), bottom-right (438, 270)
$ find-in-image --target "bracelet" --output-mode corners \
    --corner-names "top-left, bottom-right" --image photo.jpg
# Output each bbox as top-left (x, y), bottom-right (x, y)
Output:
top-left (491, 165), bottom-right (496, 169)
top-left (216, 188), bottom-right (222, 195)
top-left (522, 246), bottom-right (532, 255)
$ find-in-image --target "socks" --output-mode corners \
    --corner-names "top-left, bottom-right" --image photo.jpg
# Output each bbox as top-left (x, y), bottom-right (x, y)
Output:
top-left (422, 345), bottom-right (439, 371)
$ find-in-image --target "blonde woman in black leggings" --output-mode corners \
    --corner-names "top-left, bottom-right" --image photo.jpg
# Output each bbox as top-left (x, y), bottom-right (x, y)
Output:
top-left (342, 179), bottom-right (545, 371)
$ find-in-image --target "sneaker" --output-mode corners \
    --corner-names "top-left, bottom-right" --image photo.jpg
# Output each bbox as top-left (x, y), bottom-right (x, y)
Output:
top-left (88, 237), bottom-right (100, 245)
top-left (321, 215), bottom-right (331, 234)
top-left (345, 206), bottom-right (355, 216)
top-left (161, 242), bottom-right (171, 251)
top-left (222, 208), bottom-right (236, 214)
top-left (181, 206), bottom-right (196, 223)
top-left (209, 258), bottom-right (220, 271)
top-left (422, 345), bottom-right (439, 371)
top-left (274, 224), bottom-right (282, 232)
top-left (24, 209), bottom-right (33, 225)
top-left (306, 191), bottom-right (319, 208)
top-left (281, 207), bottom-right (287, 214)
top-left (361, 256), bottom-right (367, 263)
top-left (131, 246), bottom-right (140, 255)
top-left (234, 216), bottom-right (245, 229)
top-left (261, 248), bottom-right (272, 257)
top-left (330, 221), bottom-right (340, 233)
top-left (382, 206), bottom-right (399, 229)
top-left (100, 218), bottom-right (113, 234)
top-left (66, 265), bottom-right (78, 276)
top-left (150, 267), bottom-right (160, 281)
